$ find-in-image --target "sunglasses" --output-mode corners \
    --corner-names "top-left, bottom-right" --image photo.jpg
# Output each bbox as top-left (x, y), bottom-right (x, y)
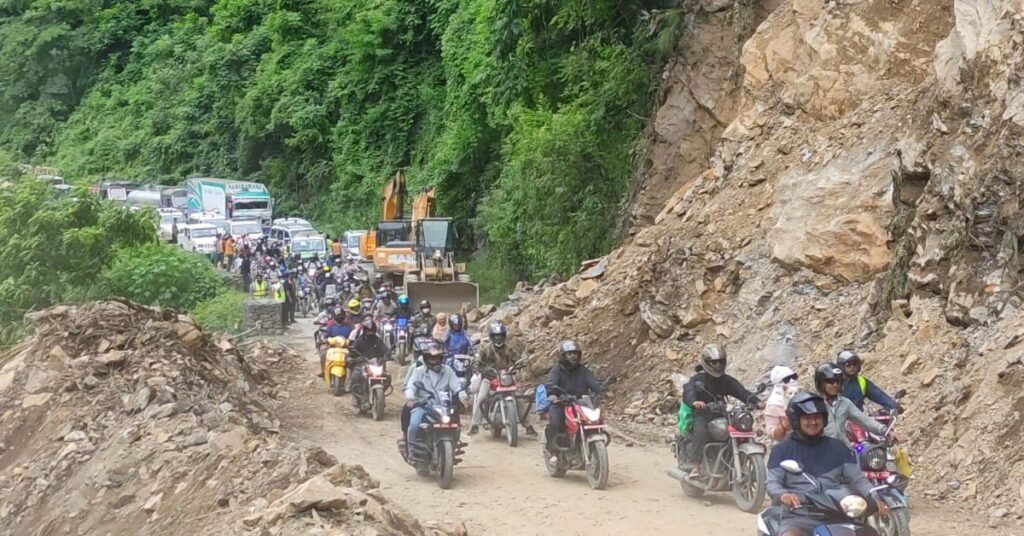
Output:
top-left (782, 373), bottom-right (798, 383)
top-left (707, 358), bottom-right (726, 365)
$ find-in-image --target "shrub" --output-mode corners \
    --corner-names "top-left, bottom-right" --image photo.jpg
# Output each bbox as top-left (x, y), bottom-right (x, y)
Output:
top-left (191, 291), bottom-right (246, 334)
top-left (100, 243), bottom-right (223, 311)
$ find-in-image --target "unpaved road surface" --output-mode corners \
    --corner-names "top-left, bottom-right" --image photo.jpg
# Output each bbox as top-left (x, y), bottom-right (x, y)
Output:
top-left (272, 322), bottom-right (986, 535)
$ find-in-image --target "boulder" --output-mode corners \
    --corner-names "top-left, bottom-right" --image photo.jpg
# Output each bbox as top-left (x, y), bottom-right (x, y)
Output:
top-left (640, 302), bottom-right (675, 338)
top-left (546, 293), bottom-right (578, 320)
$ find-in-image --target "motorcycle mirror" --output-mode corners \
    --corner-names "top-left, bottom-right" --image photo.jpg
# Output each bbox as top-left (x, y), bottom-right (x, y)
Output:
top-left (780, 460), bottom-right (804, 475)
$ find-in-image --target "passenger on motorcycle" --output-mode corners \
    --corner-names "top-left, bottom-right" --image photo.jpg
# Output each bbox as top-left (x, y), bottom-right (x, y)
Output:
top-left (682, 345), bottom-right (760, 477)
top-left (767, 392), bottom-right (889, 536)
top-left (433, 313), bottom-right (450, 343)
top-left (468, 321), bottom-right (537, 436)
top-left (836, 350), bottom-right (900, 412)
top-left (814, 363), bottom-right (900, 447)
top-left (765, 366), bottom-right (801, 442)
top-left (544, 340), bottom-right (604, 463)
top-left (445, 314), bottom-right (474, 358)
top-left (346, 299), bottom-right (367, 337)
top-left (404, 341), bottom-right (470, 451)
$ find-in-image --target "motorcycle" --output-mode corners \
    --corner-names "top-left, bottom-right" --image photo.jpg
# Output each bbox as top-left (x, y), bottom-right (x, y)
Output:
top-left (847, 410), bottom-right (911, 536)
top-left (666, 381), bottom-right (769, 513)
top-left (348, 350), bottom-right (393, 421)
top-left (298, 284), bottom-right (314, 317)
top-left (394, 317), bottom-right (410, 365)
top-left (398, 381), bottom-right (468, 489)
top-left (381, 317), bottom-right (396, 354)
top-left (756, 460), bottom-right (880, 536)
top-left (479, 357), bottom-right (530, 447)
top-left (543, 386), bottom-right (610, 490)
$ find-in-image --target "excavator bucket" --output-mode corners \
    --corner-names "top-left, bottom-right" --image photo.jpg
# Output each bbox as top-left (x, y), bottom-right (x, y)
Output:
top-left (407, 281), bottom-right (479, 315)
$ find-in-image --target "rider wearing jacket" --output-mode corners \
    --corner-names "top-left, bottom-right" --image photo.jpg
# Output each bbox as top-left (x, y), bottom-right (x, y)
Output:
top-left (410, 300), bottom-right (435, 336)
top-left (836, 350), bottom-right (900, 412)
top-left (767, 392), bottom-right (888, 536)
top-left (814, 363), bottom-right (893, 447)
top-left (445, 314), bottom-right (473, 357)
top-left (682, 345), bottom-right (760, 477)
top-left (403, 341), bottom-right (469, 453)
top-left (468, 322), bottom-right (537, 436)
top-left (544, 340), bottom-right (604, 462)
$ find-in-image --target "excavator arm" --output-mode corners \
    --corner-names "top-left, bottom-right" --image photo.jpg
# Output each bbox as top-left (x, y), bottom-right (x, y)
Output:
top-left (381, 170), bottom-right (407, 221)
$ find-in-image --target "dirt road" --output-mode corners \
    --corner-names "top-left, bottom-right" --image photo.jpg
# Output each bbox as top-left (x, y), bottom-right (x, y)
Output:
top-left (272, 322), bottom-right (982, 535)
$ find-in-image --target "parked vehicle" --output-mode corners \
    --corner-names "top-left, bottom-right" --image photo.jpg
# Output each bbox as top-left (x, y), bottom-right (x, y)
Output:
top-left (177, 223), bottom-right (219, 254)
top-left (480, 357), bottom-right (530, 447)
top-left (185, 178), bottom-right (273, 225)
top-left (543, 386), bottom-right (610, 490)
top-left (398, 381), bottom-right (468, 489)
top-left (666, 381), bottom-right (769, 513)
top-left (756, 460), bottom-right (880, 536)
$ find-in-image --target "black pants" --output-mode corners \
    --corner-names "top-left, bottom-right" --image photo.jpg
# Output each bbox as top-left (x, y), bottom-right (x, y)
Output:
top-left (280, 302), bottom-right (291, 328)
top-left (400, 404), bottom-right (411, 435)
top-left (545, 406), bottom-right (566, 453)
top-left (287, 300), bottom-right (296, 322)
top-left (688, 411), bottom-right (721, 463)
top-left (242, 273), bottom-right (251, 293)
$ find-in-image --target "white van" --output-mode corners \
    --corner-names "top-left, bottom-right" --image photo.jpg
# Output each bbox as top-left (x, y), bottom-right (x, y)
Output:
top-left (226, 219), bottom-right (264, 242)
top-left (187, 212), bottom-right (228, 235)
top-left (177, 223), bottom-right (219, 254)
top-left (342, 230), bottom-right (367, 259)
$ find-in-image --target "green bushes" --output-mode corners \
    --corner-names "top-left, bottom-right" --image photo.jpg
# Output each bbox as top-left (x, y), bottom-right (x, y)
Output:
top-left (100, 243), bottom-right (224, 311)
top-left (191, 290), bottom-right (245, 334)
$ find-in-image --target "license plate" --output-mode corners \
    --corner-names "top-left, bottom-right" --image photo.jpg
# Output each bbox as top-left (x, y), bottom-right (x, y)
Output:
top-left (495, 386), bottom-right (517, 392)
top-left (729, 431), bottom-right (756, 438)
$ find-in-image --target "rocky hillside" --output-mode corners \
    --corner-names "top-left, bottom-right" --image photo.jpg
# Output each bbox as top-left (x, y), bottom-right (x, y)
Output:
top-left (482, 0), bottom-right (1024, 525)
top-left (0, 301), bottom-right (460, 535)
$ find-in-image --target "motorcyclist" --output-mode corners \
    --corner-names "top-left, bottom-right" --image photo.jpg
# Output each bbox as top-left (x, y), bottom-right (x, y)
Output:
top-left (544, 340), bottom-right (604, 463)
top-left (395, 295), bottom-right (413, 320)
top-left (346, 298), bottom-right (366, 328)
top-left (373, 290), bottom-right (398, 320)
top-left (468, 321), bottom-right (537, 436)
top-left (445, 314), bottom-right (473, 358)
top-left (814, 363), bottom-right (899, 447)
top-left (836, 350), bottom-right (900, 412)
top-left (766, 392), bottom-right (889, 536)
top-left (326, 309), bottom-right (352, 340)
top-left (350, 318), bottom-right (387, 362)
top-left (682, 344), bottom-right (760, 478)
top-left (403, 341), bottom-right (470, 454)
top-left (411, 300), bottom-right (435, 335)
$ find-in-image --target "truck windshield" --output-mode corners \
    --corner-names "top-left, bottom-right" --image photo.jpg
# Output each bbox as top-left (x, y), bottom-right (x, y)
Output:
top-left (191, 228), bottom-right (218, 238)
top-left (160, 215), bottom-right (181, 225)
top-left (234, 199), bottom-right (270, 210)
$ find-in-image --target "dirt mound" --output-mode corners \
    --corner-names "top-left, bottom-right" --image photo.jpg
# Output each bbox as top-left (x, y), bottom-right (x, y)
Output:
top-left (479, 0), bottom-right (1024, 526)
top-left (0, 300), bottom-right (460, 535)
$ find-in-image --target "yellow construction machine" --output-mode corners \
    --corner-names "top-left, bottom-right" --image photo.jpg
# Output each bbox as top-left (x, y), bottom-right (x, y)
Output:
top-left (359, 172), bottom-right (478, 312)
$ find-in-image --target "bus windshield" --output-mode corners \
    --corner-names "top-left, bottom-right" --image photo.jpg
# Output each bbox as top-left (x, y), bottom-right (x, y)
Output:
top-left (292, 237), bottom-right (325, 252)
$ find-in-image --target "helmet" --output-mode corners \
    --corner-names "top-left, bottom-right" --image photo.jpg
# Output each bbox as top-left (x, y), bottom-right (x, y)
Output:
top-left (488, 321), bottom-right (508, 348)
top-left (449, 314), bottom-right (464, 332)
top-left (558, 340), bottom-right (582, 370)
top-left (361, 317), bottom-right (377, 335)
top-left (700, 344), bottom-right (727, 378)
top-left (424, 341), bottom-right (445, 371)
top-left (398, 295), bottom-right (409, 306)
top-left (332, 308), bottom-right (345, 322)
top-left (419, 300), bottom-right (431, 314)
top-left (770, 365), bottom-right (798, 386)
top-left (347, 299), bottom-right (361, 314)
top-left (836, 350), bottom-right (862, 372)
top-left (786, 391), bottom-right (829, 440)
top-left (323, 265), bottom-right (330, 273)
top-left (813, 363), bottom-right (843, 393)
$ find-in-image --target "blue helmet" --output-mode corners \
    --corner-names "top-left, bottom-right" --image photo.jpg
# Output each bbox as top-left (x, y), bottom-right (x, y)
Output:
top-left (398, 294), bottom-right (409, 306)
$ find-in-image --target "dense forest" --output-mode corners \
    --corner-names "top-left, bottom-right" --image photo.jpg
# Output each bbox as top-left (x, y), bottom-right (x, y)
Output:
top-left (0, 0), bottom-right (684, 283)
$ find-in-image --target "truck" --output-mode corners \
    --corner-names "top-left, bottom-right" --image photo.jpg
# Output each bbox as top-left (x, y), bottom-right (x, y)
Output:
top-left (184, 178), bottom-right (273, 225)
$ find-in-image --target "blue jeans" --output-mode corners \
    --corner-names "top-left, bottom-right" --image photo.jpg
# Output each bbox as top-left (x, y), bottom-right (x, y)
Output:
top-left (407, 406), bottom-right (429, 448)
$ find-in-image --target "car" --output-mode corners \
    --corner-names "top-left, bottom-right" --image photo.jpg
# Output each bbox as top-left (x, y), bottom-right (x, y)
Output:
top-left (177, 223), bottom-right (219, 254)
top-left (156, 208), bottom-right (185, 242)
top-left (290, 230), bottom-right (328, 260)
top-left (342, 230), bottom-right (367, 260)
top-left (269, 222), bottom-right (315, 247)
top-left (187, 212), bottom-right (229, 235)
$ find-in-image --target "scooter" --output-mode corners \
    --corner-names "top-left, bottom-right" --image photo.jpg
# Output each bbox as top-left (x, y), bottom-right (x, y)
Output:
top-left (322, 340), bottom-right (348, 397)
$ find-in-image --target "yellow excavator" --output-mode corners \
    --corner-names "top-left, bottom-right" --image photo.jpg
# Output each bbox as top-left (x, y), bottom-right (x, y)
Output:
top-left (359, 172), bottom-right (479, 312)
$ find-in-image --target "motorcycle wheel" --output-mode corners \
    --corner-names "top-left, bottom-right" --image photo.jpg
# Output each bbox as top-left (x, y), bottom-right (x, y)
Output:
top-left (585, 441), bottom-right (610, 490)
top-left (732, 452), bottom-right (767, 513)
top-left (489, 405), bottom-right (502, 439)
top-left (371, 388), bottom-right (385, 421)
top-left (544, 448), bottom-right (567, 478)
top-left (330, 376), bottom-right (344, 397)
top-left (397, 342), bottom-right (407, 365)
top-left (504, 399), bottom-right (519, 447)
top-left (437, 441), bottom-right (455, 490)
top-left (873, 505), bottom-right (911, 536)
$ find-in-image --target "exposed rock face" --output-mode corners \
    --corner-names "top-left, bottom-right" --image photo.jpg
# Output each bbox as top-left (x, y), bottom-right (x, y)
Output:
top-left (482, 0), bottom-right (1024, 524)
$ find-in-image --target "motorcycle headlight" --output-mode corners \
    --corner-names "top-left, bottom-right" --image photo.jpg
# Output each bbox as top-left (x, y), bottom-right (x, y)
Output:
top-left (499, 372), bottom-right (515, 387)
top-left (580, 406), bottom-right (601, 423)
top-left (861, 446), bottom-right (887, 471)
top-left (367, 365), bottom-right (384, 376)
top-left (383, 322), bottom-right (393, 331)
top-left (441, 415), bottom-right (451, 424)
top-left (733, 411), bottom-right (754, 432)
top-left (840, 495), bottom-right (868, 518)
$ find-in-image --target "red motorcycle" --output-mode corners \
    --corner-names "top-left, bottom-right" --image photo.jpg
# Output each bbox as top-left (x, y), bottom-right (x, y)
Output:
top-left (543, 386), bottom-right (610, 490)
top-left (846, 410), bottom-right (911, 536)
top-left (479, 357), bottom-right (531, 447)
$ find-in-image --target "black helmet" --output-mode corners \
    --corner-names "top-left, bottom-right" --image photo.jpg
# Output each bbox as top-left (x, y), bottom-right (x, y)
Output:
top-left (813, 363), bottom-right (843, 393)
top-left (449, 314), bottom-right (464, 332)
top-left (425, 341), bottom-right (445, 371)
top-left (700, 344), bottom-right (727, 378)
top-left (488, 321), bottom-right (508, 348)
top-left (558, 340), bottom-right (582, 370)
top-left (836, 350), bottom-right (862, 372)
top-left (786, 391), bottom-right (829, 439)
top-left (419, 299), bottom-right (431, 314)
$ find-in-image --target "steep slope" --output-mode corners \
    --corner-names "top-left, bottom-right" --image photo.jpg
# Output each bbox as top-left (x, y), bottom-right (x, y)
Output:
top-left (483, 0), bottom-right (1024, 524)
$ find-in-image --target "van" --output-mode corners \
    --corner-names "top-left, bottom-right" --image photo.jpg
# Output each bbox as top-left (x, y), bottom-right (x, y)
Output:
top-left (269, 222), bottom-right (315, 246)
top-left (187, 212), bottom-right (228, 235)
top-left (290, 231), bottom-right (328, 260)
top-left (156, 208), bottom-right (185, 242)
top-left (342, 230), bottom-right (367, 259)
top-left (225, 219), bottom-right (264, 242)
top-left (177, 224), bottom-right (219, 254)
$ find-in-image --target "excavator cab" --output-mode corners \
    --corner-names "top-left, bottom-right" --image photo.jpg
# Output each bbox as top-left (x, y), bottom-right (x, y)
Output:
top-left (406, 217), bottom-right (479, 313)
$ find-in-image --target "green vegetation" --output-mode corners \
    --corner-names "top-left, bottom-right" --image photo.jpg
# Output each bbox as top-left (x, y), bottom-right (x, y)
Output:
top-left (100, 243), bottom-right (224, 311)
top-left (191, 290), bottom-right (246, 334)
top-left (1, 0), bottom-right (684, 283)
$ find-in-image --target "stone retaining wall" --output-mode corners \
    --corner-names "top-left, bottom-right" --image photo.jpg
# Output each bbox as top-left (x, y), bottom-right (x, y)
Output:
top-left (243, 299), bottom-right (282, 334)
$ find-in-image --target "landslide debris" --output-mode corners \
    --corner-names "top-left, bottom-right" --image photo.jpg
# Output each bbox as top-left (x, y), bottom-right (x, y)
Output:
top-left (475, 0), bottom-right (1024, 525)
top-left (0, 300), bottom-right (460, 535)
